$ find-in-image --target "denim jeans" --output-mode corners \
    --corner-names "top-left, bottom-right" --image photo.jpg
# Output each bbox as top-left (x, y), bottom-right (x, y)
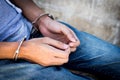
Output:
top-left (0, 22), bottom-right (120, 80)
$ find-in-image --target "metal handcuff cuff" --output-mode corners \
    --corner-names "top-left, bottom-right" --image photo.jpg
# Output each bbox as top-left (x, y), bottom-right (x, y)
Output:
top-left (32, 13), bottom-right (54, 31)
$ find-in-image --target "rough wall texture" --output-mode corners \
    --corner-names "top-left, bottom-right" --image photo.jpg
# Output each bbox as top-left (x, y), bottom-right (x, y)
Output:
top-left (34, 0), bottom-right (120, 46)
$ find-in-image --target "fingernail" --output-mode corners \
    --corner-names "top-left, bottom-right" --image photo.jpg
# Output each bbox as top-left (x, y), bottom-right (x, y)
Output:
top-left (69, 43), bottom-right (74, 47)
top-left (64, 44), bottom-right (69, 49)
top-left (71, 38), bottom-right (76, 42)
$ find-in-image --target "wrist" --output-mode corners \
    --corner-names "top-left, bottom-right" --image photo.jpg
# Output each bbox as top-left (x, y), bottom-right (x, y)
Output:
top-left (12, 36), bottom-right (26, 61)
top-left (7, 42), bottom-right (20, 59)
top-left (32, 13), bottom-right (54, 29)
top-left (37, 15), bottom-right (51, 28)
top-left (18, 41), bottom-right (27, 59)
top-left (18, 41), bottom-right (35, 60)
top-left (0, 42), bottom-right (19, 59)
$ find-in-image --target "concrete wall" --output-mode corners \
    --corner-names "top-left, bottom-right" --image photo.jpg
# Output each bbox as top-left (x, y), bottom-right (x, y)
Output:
top-left (34, 0), bottom-right (120, 46)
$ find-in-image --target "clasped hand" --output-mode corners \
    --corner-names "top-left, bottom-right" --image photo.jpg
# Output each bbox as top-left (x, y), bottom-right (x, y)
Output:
top-left (20, 16), bottom-right (80, 66)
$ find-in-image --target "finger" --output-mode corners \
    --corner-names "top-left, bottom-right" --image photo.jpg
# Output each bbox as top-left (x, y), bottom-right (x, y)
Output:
top-left (42, 37), bottom-right (69, 50)
top-left (69, 41), bottom-right (80, 48)
top-left (69, 29), bottom-right (79, 41)
top-left (69, 29), bottom-right (80, 46)
top-left (51, 47), bottom-right (70, 59)
top-left (71, 48), bottom-right (77, 52)
top-left (61, 26), bottom-right (76, 42)
top-left (65, 47), bottom-right (71, 55)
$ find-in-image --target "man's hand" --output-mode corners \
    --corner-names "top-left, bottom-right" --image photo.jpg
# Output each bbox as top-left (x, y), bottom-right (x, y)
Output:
top-left (19, 37), bottom-right (70, 66)
top-left (12, 0), bottom-right (80, 52)
top-left (37, 16), bottom-right (80, 52)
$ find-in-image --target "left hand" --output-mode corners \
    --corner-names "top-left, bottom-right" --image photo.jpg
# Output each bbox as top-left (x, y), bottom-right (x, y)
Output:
top-left (36, 16), bottom-right (80, 52)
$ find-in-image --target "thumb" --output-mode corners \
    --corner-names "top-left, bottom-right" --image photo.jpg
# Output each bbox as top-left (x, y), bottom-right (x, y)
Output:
top-left (61, 26), bottom-right (76, 42)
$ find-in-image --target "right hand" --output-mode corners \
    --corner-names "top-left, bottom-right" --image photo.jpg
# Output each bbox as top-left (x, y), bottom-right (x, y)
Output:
top-left (19, 37), bottom-right (70, 66)
top-left (37, 16), bottom-right (80, 52)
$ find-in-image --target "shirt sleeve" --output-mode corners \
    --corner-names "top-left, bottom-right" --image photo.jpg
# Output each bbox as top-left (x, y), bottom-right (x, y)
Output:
top-left (5, 0), bottom-right (22, 13)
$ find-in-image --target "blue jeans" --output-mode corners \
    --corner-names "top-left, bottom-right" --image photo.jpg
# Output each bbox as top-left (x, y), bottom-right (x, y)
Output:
top-left (0, 22), bottom-right (120, 80)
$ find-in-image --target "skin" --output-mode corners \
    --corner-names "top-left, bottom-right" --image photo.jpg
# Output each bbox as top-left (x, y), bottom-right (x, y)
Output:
top-left (0, 0), bottom-right (80, 66)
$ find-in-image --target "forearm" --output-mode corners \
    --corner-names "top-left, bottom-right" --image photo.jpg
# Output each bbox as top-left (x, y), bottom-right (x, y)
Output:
top-left (11, 0), bottom-right (44, 22)
top-left (0, 42), bottom-right (22, 59)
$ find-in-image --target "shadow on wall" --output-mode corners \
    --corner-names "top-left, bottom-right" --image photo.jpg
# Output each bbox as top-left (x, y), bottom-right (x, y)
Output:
top-left (34, 0), bottom-right (120, 46)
